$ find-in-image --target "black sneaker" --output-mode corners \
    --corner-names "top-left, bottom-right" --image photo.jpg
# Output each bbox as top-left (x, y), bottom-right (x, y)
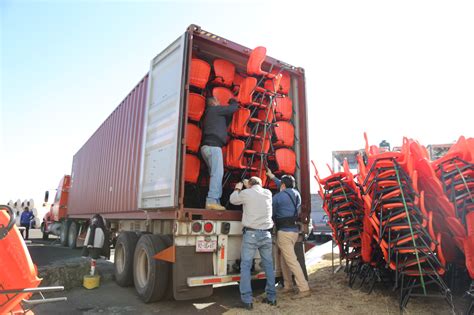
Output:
top-left (262, 297), bottom-right (277, 306)
top-left (240, 302), bottom-right (253, 310)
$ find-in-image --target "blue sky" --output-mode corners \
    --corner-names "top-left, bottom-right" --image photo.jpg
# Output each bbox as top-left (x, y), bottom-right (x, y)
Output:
top-left (1, 0), bottom-right (473, 206)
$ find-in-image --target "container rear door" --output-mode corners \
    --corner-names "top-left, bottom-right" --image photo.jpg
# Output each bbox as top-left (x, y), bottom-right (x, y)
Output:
top-left (138, 35), bottom-right (187, 209)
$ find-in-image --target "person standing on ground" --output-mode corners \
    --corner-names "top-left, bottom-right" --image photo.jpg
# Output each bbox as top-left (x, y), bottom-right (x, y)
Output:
top-left (267, 169), bottom-right (311, 299)
top-left (229, 177), bottom-right (276, 309)
top-left (201, 96), bottom-right (239, 210)
top-left (20, 207), bottom-right (34, 240)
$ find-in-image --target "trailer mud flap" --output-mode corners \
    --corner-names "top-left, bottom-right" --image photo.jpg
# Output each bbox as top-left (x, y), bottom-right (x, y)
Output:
top-left (173, 246), bottom-right (213, 300)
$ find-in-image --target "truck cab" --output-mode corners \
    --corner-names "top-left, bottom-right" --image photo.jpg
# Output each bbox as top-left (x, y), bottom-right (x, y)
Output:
top-left (41, 175), bottom-right (70, 240)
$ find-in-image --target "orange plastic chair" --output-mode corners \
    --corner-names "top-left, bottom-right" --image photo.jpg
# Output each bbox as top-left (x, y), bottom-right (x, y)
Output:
top-left (237, 77), bottom-right (265, 107)
top-left (275, 97), bottom-right (292, 121)
top-left (232, 73), bottom-right (245, 93)
top-left (264, 70), bottom-right (291, 95)
top-left (0, 208), bottom-right (41, 314)
top-left (184, 154), bottom-right (200, 184)
top-left (212, 87), bottom-right (234, 106)
top-left (257, 107), bottom-right (275, 124)
top-left (186, 123), bottom-right (202, 153)
top-left (190, 59), bottom-right (211, 89)
top-left (247, 46), bottom-right (276, 78)
top-left (230, 108), bottom-right (261, 138)
top-left (273, 121), bottom-right (294, 148)
top-left (224, 139), bottom-right (257, 170)
top-left (275, 148), bottom-right (296, 175)
top-left (212, 59), bottom-right (235, 87)
top-left (252, 131), bottom-right (271, 154)
top-left (188, 93), bottom-right (206, 121)
top-left (464, 236), bottom-right (474, 279)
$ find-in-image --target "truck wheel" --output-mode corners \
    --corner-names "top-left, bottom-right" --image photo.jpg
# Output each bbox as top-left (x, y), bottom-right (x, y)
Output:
top-left (60, 220), bottom-right (70, 246)
top-left (115, 232), bottom-right (138, 287)
top-left (133, 234), bottom-right (169, 303)
top-left (68, 221), bottom-right (78, 249)
top-left (41, 222), bottom-right (49, 240)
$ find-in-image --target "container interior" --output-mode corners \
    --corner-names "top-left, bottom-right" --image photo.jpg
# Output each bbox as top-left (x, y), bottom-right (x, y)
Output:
top-left (182, 35), bottom-right (302, 210)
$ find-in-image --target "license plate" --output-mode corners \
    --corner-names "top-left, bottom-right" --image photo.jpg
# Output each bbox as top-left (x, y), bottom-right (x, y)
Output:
top-left (196, 237), bottom-right (217, 252)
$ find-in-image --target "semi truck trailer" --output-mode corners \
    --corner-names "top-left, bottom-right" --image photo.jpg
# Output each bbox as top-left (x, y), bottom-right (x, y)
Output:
top-left (41, 24), bottom-right (310, 302)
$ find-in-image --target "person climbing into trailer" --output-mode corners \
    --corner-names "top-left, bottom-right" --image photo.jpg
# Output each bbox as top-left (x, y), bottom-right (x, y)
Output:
top-left (266, 169), bottom-right (311, 299)
top-left (229, 176), bottom-right (276, 309)
top-left (20, 207), bottom-right (34, 240)
top-left (201, 96), bottom-right (239, 210)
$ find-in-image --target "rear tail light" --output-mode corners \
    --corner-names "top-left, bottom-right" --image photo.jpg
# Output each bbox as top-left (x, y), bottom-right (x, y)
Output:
top-left (192, 222), bottom-right (202, 233)
top-left (203, 222), bottom-right (214, 233)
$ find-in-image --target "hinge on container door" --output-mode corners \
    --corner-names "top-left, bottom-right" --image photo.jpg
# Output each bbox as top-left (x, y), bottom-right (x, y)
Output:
top-left (144, 211), bottom-right (152, 232)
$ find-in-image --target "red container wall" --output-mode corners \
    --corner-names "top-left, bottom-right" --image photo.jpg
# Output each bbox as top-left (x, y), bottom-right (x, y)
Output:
top-left (68, 75), bottom-right (148, 216)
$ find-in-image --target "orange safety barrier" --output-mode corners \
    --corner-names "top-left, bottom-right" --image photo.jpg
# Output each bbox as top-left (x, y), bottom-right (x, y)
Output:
top-left (0, 209), bottom-right (41, 314)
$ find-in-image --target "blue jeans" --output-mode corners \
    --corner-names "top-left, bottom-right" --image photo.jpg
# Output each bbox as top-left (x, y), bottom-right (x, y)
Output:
top-left (240, 230), bottom-right (276, 304)
top-left (200, 145), bottom-right (223, 204)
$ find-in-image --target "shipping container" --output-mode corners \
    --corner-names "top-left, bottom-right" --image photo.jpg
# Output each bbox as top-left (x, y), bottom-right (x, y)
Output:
top-left (42, 24), bottom-right (310, 302)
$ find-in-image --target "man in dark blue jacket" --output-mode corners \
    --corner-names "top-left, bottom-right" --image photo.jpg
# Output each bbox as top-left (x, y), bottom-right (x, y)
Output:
top-left (201, 96), bottom-right (238, 210)
top-left (20, 207), bottom-right (34, 240)
top-left (267, 169), bottom-right (311, 299)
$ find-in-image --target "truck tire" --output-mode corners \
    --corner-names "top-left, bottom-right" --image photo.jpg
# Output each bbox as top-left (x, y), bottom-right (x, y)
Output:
top-left (133, 234), bottom-right (169, 303)
top-left (59, 220), bottom-right (70, 246)
top-left (68, 221), bottom-right (78, 249)
top-left (41, 222), bottom-right (49, 240)
top-left (115, 231), bottom-right (138, 287)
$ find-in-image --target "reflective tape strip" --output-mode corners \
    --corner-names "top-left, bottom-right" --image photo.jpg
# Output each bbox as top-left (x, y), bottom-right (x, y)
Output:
top-left (187, 272), bottom-right (267, 287)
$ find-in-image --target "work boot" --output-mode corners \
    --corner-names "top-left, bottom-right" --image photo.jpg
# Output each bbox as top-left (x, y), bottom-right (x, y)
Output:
top-left (261, 297), bottom-right (277, 306)
top-left (278, 286), bottom-right (295, 294)
top-left (291, 290), bottom-right (311, 300)
top-left (205, 203), bottom-right (226, 211)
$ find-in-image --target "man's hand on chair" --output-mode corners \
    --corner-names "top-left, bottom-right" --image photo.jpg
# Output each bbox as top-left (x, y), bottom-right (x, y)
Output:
top-left (266, 167), bottom-right (275, 179)
top-left (235, 182), bottom-right (244, 191)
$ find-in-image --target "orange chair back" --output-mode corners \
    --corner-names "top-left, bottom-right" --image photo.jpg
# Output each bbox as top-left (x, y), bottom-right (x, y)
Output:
top-left (188, 93), bottom-right (206, 121)
top-left (275, 97), bottom-right (292, 121)
top-left (275, 148), bottom-right (296, 174)
top-left (186, 123), bottom-right (202, 153)
top-left (185, 154), bottom-right (200, 184)
top-left (247, 46), bottom-right (267, 76)
top-left (212, 59), bottom-right (235, 87)
top-left (212, 87), bottom-right (234, 106)
top-left (190, 59), bottom-right (211, 89)
top-left (273, 121), bottom-right (294, 148)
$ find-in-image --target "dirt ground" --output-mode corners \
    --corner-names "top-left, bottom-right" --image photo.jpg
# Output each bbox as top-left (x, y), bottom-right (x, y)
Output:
top-left (225, 254), bottom-right (461, 315)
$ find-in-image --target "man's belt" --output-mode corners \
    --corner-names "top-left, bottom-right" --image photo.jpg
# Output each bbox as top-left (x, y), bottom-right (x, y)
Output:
top-left (243, 227), bottom-right (273, 233)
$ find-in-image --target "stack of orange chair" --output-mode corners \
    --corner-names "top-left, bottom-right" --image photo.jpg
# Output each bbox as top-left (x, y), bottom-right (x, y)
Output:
top-left (312, 160), bottom-right (365, 276)
top-left (410, 136), bottom-right (473, 313)
top-left (359, 134), bottom-right (453, 310)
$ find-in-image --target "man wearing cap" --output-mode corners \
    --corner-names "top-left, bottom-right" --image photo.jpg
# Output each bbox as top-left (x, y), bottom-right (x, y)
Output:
top-left (229, 176), bottom-right (276, 309)
top-left (266, 169), bottom-right (311, 299)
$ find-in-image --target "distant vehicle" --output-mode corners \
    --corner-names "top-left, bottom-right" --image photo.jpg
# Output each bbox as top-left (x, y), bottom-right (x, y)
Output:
top-left (310, 194), bottom-right (332, 241)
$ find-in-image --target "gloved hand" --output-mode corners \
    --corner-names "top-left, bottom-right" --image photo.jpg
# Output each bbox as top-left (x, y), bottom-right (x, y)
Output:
top-left (235, 182), bottom-right (244, 190)
top-left (266, 167), bottom-right (275, 179)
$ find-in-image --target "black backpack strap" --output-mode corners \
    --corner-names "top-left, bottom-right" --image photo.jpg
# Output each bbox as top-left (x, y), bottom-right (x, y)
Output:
top-left (282, 190), bottom-right (298, 217)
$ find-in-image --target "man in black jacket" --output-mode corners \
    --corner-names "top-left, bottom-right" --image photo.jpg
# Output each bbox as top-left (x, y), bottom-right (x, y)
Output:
top-left (200, 97), bottom-right (239, 210)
